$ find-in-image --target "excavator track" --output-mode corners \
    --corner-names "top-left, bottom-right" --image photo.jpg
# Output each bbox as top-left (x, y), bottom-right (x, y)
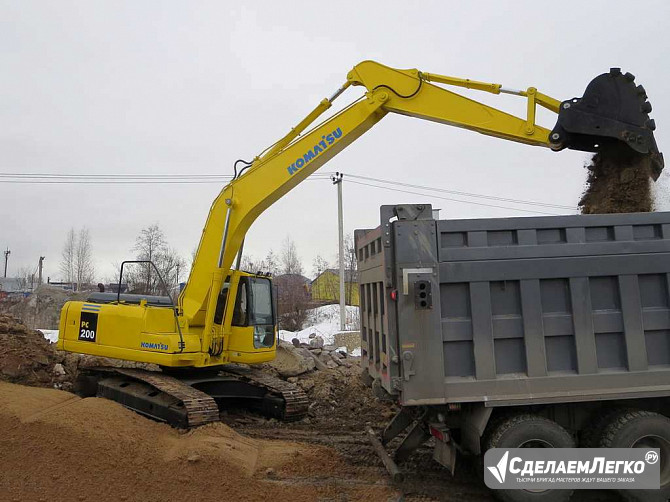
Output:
top-left (94, 367), bottom-right (220, 428)
top-left (84, 365), bottom-right (309, 428)
top-left (221, 365), bottom-right (309, 421)
top-left (113, 368), bottom-right (220, 427)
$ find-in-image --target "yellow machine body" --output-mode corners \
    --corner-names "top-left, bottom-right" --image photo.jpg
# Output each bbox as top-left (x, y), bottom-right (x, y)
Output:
top-left (57, 60), bottom-right (661, 369)
top-left (58, 270), bottom-right (277, 367)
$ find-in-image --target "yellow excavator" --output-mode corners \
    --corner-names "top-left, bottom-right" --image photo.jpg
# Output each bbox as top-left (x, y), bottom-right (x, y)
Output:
top-left (57, 61), bottom-right (662, 427)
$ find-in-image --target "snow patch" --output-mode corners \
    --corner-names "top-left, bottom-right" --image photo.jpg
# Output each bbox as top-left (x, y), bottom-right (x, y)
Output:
top-left (279, 304), bottom-right (359, 347)
top-left (38, 329), bottom-right (59, 344)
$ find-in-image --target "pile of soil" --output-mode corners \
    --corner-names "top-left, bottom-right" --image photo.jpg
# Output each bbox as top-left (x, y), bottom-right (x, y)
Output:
top-left (579, 144), bottom-right (654, 214)
top-left (298, 365), bottom-right (397, 429)
top-left (0, 314), bottom-right (157, 392)
top-left (0, 381), bottom-right (394, 502)
top-left (0, 314), bottom-right (71, 388)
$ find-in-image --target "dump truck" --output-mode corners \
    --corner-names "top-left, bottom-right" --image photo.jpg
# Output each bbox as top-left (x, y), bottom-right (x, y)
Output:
top-left (356, 205), bottom-right (670, 501)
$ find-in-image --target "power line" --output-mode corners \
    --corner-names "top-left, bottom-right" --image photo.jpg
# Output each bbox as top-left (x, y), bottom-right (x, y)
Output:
top-left (0, 169), bottom-right (575, 213)
top-left (345, 174), bottom-right (576, 210)
top-left (344, 179), bottom-right (565, 216)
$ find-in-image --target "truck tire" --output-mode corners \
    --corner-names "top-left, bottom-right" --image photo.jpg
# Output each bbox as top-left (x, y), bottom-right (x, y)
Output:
top-left (599, 410), bottom-right (670, 502)
top-left (484, 414), bottom-right (575, 502)
top-left (579, 407), bottom-right (631, 448)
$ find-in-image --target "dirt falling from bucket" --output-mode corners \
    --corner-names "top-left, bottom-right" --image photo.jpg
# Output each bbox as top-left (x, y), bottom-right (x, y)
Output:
top-left (579, 143), bottom-right (654, 214)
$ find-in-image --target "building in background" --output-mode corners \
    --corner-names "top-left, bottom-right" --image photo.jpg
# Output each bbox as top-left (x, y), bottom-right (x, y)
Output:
top-left (311, 269), bottom-right (359, 306)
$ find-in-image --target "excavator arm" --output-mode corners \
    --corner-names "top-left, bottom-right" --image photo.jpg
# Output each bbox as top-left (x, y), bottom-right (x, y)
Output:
top-left (179, 60), bottom-right (663, 361)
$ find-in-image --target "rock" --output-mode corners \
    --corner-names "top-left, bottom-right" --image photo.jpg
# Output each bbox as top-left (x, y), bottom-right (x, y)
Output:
top-left (52, 363), bottom-right (66, 376)
top-left (297, 348), bottom-right (328, 371)
top-left (309, 348), bottom-right (322, 355)
top-left (267, 343), bottom-right (315, 377)
top-left (286, 377), bottom-right (298, 384)
top-left (331, 351), bottom-right (342, 360)
top-left (291, 338), bottom-right (301, 348)
top-left (329, 354), bottom-right (343, 366)
top-left (308, 336), bottom-right (324, 349)
top-left (187, 453), bottom-right (200, 463)
top-left (308, 333), bottom-right (316, 339)
top-left (318, 352), bottom-right (331, 363)
top-left (326, 360), bottom-right (338, 369)
top-left (265, 467), bottom-right (276, 479)
top-left (298, 379), bottom-right (315, 391)
top-left (324, 345), bottom-right (337, 352)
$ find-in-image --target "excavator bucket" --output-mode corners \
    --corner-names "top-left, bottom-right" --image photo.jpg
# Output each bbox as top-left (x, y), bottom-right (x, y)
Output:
top-left (549, 68), bottom-right (664, 180)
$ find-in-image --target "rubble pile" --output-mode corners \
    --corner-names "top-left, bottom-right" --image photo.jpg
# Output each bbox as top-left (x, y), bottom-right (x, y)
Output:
top-left (265, 338), bottom-right (396, 428)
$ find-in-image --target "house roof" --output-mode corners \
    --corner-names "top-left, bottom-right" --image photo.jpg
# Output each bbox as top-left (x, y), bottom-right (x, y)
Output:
top-left (312, 269), bottom-right (358, 283)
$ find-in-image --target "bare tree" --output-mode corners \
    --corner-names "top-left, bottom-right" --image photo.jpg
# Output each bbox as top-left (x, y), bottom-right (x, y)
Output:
top-left (265, 249), bottom-right (278, 276)
top-left (75, 228), bottom-right (95, 290)
top-left (125, 224), bottom-right (185, 296)
top-left (280, 235), bottom-right (303, 275)
top-left (15, 266), bottom-right (35, 291)
top-left (59, 228), bottom-right (76, 283)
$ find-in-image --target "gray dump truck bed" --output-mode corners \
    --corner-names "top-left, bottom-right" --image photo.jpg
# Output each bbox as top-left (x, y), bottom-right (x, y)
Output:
top-left (355, 205), bottom-right (670, 408)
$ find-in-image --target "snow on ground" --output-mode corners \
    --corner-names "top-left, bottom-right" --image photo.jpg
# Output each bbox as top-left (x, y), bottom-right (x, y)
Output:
top-left (279, 304), bottom-right (359, 346)
top-left (38, 329), bottom-right (59, 343)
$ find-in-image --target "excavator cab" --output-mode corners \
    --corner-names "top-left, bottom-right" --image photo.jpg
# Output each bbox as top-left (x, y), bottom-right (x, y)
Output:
top-left (549, 67), bottom-right (664, 179)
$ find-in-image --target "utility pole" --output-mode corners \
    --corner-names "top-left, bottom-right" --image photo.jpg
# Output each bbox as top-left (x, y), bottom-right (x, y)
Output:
top-left (331, 172), bottom-right (346, 331)
top-left (3, 248), bottom-right (10, 278)
top-left (38, 256), bottom-right (45, 285)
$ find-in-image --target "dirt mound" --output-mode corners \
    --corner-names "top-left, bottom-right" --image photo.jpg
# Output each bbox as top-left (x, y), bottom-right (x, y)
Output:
top-left (0, 314), bottom-right (70, 387)
top-left (579, 145), bottom-right (654, 214)
top-left (299, 365), bottom-right (397, 429)
top-left (0, 381), bottom-right (393, 502)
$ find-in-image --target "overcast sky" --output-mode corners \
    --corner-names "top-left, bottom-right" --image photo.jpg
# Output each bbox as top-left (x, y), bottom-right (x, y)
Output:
top-left (2, 0), bottom-right (669, 282)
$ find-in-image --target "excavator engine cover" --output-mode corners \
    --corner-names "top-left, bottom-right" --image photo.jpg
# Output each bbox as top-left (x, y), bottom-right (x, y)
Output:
top-left (549, 68), bottom-right (664, 179)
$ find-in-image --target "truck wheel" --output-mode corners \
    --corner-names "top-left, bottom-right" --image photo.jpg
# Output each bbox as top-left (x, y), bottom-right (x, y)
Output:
top-left (599, 410), bottom-right (670, 502)
top-left (579, 407), bottom-right (630, 448)
top-left (484, 414), bottom-right (575, 502)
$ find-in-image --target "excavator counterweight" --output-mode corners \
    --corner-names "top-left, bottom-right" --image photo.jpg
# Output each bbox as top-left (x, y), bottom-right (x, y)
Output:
top-left (549, 68), bottom-right (664, 179)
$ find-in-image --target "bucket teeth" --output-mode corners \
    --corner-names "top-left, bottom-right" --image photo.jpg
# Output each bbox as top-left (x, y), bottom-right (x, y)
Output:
top-left (647, 119), bottom-right (656, 131)
top-left (610, 67), bottom-right (622, 76)
top-left (641, 101), bottom-right (652, 113)
top-left (636, 85), bottom-right (647, 98)
top-left (624, 71), bottom-right (636, 82)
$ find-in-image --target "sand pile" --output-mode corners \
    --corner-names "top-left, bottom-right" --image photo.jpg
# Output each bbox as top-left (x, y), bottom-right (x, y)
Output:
top-left (0, 381), bottom-right (393, 502)
top-left (579, 144), bottom-right (654, 214)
